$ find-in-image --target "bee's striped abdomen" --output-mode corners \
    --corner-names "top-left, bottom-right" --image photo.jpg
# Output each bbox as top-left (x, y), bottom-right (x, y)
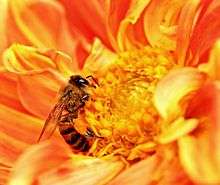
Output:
top-left (59, 125), bottom-right (90, 152)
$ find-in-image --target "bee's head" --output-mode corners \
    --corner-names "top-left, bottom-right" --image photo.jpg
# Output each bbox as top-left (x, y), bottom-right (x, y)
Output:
top-left (69, 75), bottom-right (89, 88)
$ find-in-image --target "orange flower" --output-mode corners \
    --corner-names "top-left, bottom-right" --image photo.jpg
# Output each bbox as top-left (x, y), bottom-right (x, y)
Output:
top-left (0, 0), bottom-right (220, 185)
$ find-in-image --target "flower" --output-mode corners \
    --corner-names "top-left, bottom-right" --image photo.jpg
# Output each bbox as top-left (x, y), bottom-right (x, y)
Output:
top-left (0, 0), bottom-right (220, 185)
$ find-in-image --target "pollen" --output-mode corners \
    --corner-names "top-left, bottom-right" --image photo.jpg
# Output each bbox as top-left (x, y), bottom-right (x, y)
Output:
top-left (84, 46), bottom-right (175, 161)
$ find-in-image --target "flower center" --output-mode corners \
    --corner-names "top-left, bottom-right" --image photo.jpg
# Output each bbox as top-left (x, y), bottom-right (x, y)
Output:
top-left (84, 47), bottom-right (175, 161)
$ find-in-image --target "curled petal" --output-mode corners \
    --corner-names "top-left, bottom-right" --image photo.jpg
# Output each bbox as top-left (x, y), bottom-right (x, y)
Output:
top-left (157, 117), bottom-right (198, 144)
top-left (6, 0), bottom-right (76, 57)
top-left (117, 0), bottom-right (151, 51)
top-left (179, 135), bottom-right (220, 184)
top-left (3, 44), bottom-right (76, 77)
top-left (2, 44), bottom-right (70, 118)
top-left (83, 39), bottom-right (117, 77)
top-left (179, 83), bottom-right (220, 184)
top-left (144, 0), bottom-right (184, 51)
top-left (154, 67), bottom-right (207, 121)
top-left (199, 39), bottom-right (220, 80)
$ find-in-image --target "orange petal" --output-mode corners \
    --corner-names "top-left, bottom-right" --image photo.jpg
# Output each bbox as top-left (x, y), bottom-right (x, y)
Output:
top-left (106, 0), bottom-right (131, 50)
top-left (0, 72), bottom-right (27, 113)
top-left (2, 44), bottom-right (71, 119)
top-left (189, 1), bottom-right (220, 66)
top-left (116, 0), bottom-right (151, 51)
top-left (199, 39), bottom-right (220, 80)
top-left (73, 41), bottom-right (90, 69)
top-left (59, 0), bottom-right (111, 49)
top-left (6, 0), bottom-right (76, 57)
top-left (8, 142), bottom-right (70, 185)
top-left (157, 117), bottom-right (198, 144)
top-left (8, 142), bottom-right (124, 185)
top-left (17, 70), bottom-right (63, 119)
top-left (0, 162), bottom-right (11, 185)
top-left (3, 44), bottom-right (76, 77)
top-left (176, 0), bottom-right (200, 66)
top-left (178, 82), bottom-right (220, 184)
top-left (0, 104), bottom-right (42, 163)
top-left (154, 67), bottom-right (207, 121)
top-left (185, 82), bottom-right (220, 157)
top-left (185, 82), bottom-right (217, 120)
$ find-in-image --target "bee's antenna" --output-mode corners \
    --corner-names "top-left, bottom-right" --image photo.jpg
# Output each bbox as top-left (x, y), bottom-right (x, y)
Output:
top-left (86, 75), bottom-right (99, 87)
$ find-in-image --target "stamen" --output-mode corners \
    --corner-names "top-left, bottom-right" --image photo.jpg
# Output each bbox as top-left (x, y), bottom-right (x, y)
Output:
top-left (84, 47), bottom-right (176, 161)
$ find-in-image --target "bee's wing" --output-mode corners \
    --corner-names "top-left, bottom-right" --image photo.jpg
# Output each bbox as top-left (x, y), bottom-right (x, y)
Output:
top-left (37, 101), bottom-right (65, 142)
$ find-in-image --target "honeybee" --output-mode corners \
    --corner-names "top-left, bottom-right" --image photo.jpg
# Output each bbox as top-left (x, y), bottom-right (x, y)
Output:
top-left (37, 75), bottom-right (98, 152)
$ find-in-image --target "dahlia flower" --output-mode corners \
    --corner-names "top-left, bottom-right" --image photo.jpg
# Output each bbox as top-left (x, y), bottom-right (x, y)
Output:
top-left (0, 0), bottom-right (220, 185)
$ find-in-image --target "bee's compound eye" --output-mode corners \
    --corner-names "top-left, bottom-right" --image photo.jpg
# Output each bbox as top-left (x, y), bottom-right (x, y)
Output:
top-left (69, 75), bottom-right (89, 87)
top-left (78, 78), bottom-right (88, 85)
top-left (76, 78), bottom-right (89, 87)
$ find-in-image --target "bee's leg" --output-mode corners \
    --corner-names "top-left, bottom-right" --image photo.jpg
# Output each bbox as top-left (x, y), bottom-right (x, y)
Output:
top-left (60, 112), bottom-right (78, 123)
top-left (84, 127), bottom-right (95, 138)
top-left (81, 94), bottom-right (90, 103)
top-left (78, 93), bottom-right (90, 109)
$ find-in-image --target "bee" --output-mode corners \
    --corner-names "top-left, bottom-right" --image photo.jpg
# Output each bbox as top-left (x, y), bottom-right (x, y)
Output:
top-left (37, 75), bottom-right (98, 152)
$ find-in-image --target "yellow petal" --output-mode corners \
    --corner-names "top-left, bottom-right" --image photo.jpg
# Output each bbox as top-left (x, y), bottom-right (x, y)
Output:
top-left (83, 39), bottom-right (117, 76)
top-left (0, 0), bottom-right (7, 55)
top-left (3, 44), bottom-right (76, 77)
top-left (144, 0), bottom-right (184, 51)
top-left (157, 117), bottom-right (198, 144)
top-left (154, 67), bottom-right (207, 121)
top-left (199, 39), bottom-right (220, 80)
